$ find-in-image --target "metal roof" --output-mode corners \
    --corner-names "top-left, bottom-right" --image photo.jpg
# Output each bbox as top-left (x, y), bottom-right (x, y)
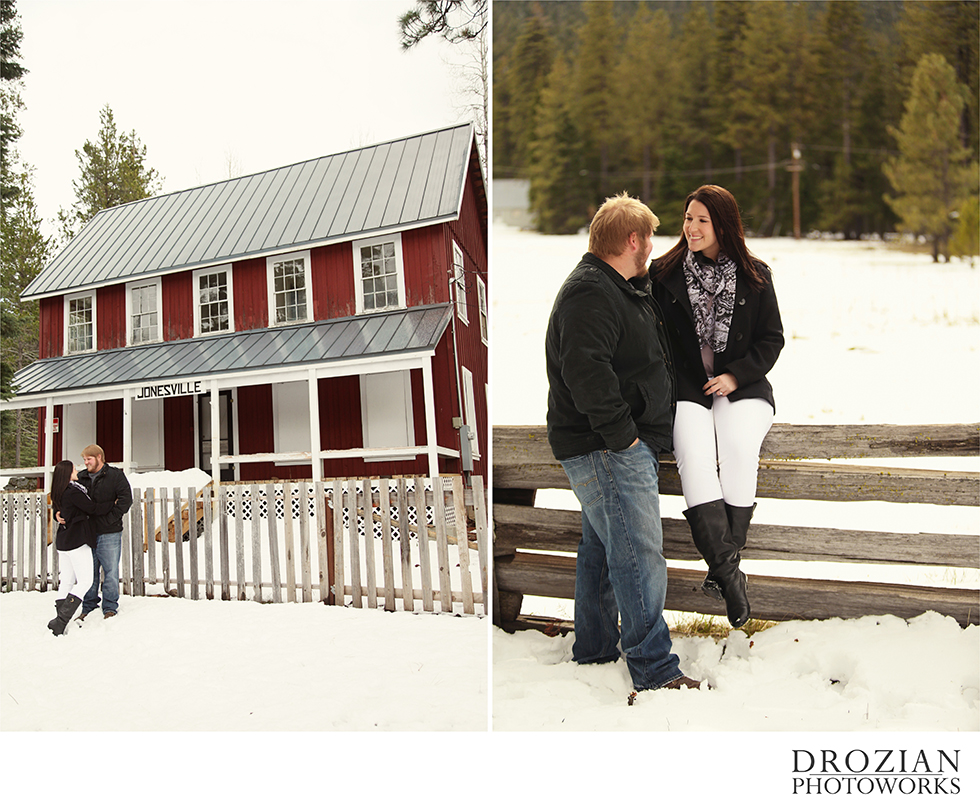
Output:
top-left (23, 124), bottom-right (477, 300)
top-left (9, 305), bottom-right (452, 400)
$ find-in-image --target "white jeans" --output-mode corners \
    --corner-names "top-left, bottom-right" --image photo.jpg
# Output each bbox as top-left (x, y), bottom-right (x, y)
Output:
top-left (672, 397), bottom-right (775, 508)
top-left (57, 545), bottom-right (95, 600)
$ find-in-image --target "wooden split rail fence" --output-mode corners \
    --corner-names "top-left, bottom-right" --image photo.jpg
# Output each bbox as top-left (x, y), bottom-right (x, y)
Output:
top-left (2, 475), bottom-right (488, 616)
top-left (493, 424), bottom-right (979, 630)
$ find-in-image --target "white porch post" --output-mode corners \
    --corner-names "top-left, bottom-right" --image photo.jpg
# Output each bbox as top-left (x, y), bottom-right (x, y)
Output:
top-left (210, 378), bottom-right (220, 482)
top-left (422, 360), bottom-right (438, 477)
top-left (122, 388), bottom-right (133, 477)
top-left (43, 396), bottom-right (54, 492)
top-left (308, 367), bottom-right (321, 481)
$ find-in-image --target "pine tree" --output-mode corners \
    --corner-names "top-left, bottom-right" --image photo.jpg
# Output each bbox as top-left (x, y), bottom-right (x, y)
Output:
top-left (527, 56), bottom-right (589, 234)
top-left (501, 12), bottom-right (554, 175)
top-left (884, 54), bottom-right (978, 261)
top-left (612, 4), bottom-right (675, 208)
top-left (570, 1), bottom-right (620, 206)
top-left (0, 168), bottom-right (49, 467)
top-left (57, 104), bottom-right (162, 245)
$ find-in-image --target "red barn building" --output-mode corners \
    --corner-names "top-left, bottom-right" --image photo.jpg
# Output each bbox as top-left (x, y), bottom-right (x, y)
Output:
top-left (7, 124), bottom-right (487, 486)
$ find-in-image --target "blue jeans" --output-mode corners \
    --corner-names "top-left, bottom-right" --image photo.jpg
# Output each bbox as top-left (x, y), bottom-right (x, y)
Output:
top-left (83, 531), bottom-right (122, 614)
top-left (560, 441), bottom-right (682, 691)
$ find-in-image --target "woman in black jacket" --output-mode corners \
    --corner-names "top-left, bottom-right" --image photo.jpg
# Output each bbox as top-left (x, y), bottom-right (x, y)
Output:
top-left (651, 185), bottom-right (784, 628)
top-left (48, 460), bottom-right (115, 635)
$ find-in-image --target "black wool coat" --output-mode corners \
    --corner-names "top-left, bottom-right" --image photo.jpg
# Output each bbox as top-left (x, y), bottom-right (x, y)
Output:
top-left (546, 253), bottom-right (676, 460)
top-left (651, 257), bottom-right (784, 411)
top-left (55, 483), bottom-right (115, 552)
top-left (77, 463), bottom-right (133, 535)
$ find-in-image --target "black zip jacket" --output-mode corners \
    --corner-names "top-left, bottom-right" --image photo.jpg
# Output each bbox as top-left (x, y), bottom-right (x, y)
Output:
top-left (76, 463), bottom-right (133, 535)
top-left (652, 256), bottom-right (784, 411)
top-left (546, 253), bottom-right (676, 460)
top-left (55, 483), bottom-right (115, 551)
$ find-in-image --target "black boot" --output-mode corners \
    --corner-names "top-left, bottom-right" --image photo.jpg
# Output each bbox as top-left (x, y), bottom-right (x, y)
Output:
top-left (683, 500), bottom-right (750, 628)
top-left (726, 503), bottom-right (757, 553)
top-left (48, 593), bottom-right (82, 636)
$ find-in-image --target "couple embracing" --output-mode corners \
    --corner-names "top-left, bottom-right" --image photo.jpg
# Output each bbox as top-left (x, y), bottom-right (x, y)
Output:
top-left (546, 186), bottom-right (784, 700)
top-left (47, 445), bottom-right (132, 635)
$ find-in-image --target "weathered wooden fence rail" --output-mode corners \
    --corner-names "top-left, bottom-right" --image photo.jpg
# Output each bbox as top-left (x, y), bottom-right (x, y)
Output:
top-left (493, 424), bottom-right (979, 629)
top-left (2, 475), bottom-right (488, 616)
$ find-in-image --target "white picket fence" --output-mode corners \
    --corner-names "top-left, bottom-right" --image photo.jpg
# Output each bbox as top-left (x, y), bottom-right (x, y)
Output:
top-left (1, 475), bottom-right (488, 616)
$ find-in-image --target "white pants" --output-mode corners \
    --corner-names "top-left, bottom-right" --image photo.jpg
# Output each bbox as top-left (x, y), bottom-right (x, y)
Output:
top-left (673, 397), bottom-right (775, 508)
top-left (57, 545), bottom-right (95, 600)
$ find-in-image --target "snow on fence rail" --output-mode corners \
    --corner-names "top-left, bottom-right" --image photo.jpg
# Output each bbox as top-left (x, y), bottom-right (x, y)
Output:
top-left (1, 475), bottom-right (488, 616)
top-left (493, 424), bottom-right (979, 629)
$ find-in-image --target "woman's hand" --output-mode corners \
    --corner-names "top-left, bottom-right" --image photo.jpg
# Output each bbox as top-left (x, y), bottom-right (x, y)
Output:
top-left (704, 373), bottom-right (738, 397)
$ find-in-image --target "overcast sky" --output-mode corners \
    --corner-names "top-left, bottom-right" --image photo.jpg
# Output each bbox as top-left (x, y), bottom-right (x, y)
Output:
top-left (16, 0), bottom-right (469, 234)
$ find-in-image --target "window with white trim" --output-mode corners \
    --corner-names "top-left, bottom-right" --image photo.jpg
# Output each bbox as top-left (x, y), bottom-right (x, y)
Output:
top-left (461, 365), bottom-right (480, 459)
top-left (452, 241), bottom-right (468, 324)
top-left (126, 278), bottom-right (161, 345)
top-left (476, 275), bottom-right (488, 345)
top-left (360, 370), bottom-right (415, 461)
top-left (353, 234), bottom-right (405, 313)
top-left (194, 265), bottom-right (234, 336)
top-left (267, 250), bottom-right (312, 325)
top-left (66, 293), bottom-right (95, 353)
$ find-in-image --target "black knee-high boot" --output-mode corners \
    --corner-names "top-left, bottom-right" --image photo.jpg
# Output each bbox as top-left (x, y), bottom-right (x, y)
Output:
top-left (683, 500), bottom-right (750, 628)
top-left (726, 503), bottom-right (757, 553)
top-left (48, 593), bottom-right (82, 636)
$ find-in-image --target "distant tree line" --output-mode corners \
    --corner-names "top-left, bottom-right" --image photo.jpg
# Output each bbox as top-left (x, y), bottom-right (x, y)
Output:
top-left (493, 0), bottom-right (979, 260)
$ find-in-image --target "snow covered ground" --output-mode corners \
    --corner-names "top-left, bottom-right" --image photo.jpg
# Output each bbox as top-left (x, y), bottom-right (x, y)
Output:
top-left (490, 224), bottom-right (979, 795)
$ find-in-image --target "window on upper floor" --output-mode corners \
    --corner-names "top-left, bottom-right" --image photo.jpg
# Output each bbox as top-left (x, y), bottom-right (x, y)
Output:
top-left (127, 278), bottom-right (161, 345)
top-left (267, 250), bottom-right (312, 325)
top-left (65, 292), bottom-right (96, 354)
top-left (194, 265), bottom-right (234, 336)
top-left (452, 241), bottom-right (468, 324)
top-left (353, 233), bottom-right (405, 314)
top-left (476, 275), bottom-right (488, 345)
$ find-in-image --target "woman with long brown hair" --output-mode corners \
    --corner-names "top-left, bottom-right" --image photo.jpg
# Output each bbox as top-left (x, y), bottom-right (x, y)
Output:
top-left (48, 460), bottom-right (115, 635)
top-left (651, 185), bottom-right (784, 628)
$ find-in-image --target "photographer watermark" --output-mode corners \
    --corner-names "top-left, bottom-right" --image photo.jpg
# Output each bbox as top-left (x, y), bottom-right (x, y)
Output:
top-left (792, 748), bottom-right (961, 796)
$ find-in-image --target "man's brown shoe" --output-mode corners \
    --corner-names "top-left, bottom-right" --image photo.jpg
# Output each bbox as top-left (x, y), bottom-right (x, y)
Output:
top-left (104, 610), bottom-right (117, 619)
top-left (662, 675), bottom-right (702, 690)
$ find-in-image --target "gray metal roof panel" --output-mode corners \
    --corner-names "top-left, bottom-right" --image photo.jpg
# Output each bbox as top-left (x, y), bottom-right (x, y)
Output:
top-left (23, 124), bottom-right (476, 300)
top-left (9, 305), bottom-right (451, 400)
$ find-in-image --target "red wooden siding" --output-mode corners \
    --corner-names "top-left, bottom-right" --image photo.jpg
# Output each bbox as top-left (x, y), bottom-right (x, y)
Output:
top-left (403, 225), bottom-right (447, 307)
top-left (311, 243), bottom-right (356, 321)
top-left (97, 283), bottom-right (126, 350)
top-left (38, 296), bottom-right (63, 359)
top-left (162, 271), bottom-right (194, 341)
top-left (233, 257), bottom-right (268, 332)
top-left (236, 384), bottom-right (278, 480)
top-left (163, 396), bottom-right (195, 470)
top-left (96, 399), bottom-right (123, 463)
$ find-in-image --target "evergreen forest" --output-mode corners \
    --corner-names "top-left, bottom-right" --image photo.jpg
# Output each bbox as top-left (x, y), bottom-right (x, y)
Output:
top-left (492, 0), bottom-right (979, 252)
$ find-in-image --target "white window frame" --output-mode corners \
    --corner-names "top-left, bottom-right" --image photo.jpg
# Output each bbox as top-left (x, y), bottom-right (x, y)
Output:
top-left (360, 370), bottom-right (415, 461)
top-left (125, 277), bottom-right (162, 346)
top-left (461, 365), bottom-right (480, 460)
top-left (64, 291), bottom-right (96, 354)
top-left (272, 380), bottom-right (312, 466)
top-left (352, 233), bottom-right (406, 314)
top-left (266, 250), bottom-right (313, 326)
top-left (476, 274), bottom-right (488, 345)
top-left (193, 264), bottom-right (235, 337)
top-left (452, 241), bottom-right (468, 324)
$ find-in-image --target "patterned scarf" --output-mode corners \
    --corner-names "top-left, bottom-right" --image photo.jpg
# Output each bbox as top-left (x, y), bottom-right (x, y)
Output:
top-left (682, 249), bottom-right (737, 353)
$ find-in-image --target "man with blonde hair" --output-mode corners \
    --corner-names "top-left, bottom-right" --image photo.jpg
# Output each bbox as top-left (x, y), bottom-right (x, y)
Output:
top-left (77, 443), bottom-right (132, 620)
top-left (545, 193), bottom-right (700, 699)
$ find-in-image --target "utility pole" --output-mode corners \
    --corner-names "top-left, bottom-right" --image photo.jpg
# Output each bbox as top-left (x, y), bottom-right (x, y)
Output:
top-left (788, 143), bottom-right (803, 239)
